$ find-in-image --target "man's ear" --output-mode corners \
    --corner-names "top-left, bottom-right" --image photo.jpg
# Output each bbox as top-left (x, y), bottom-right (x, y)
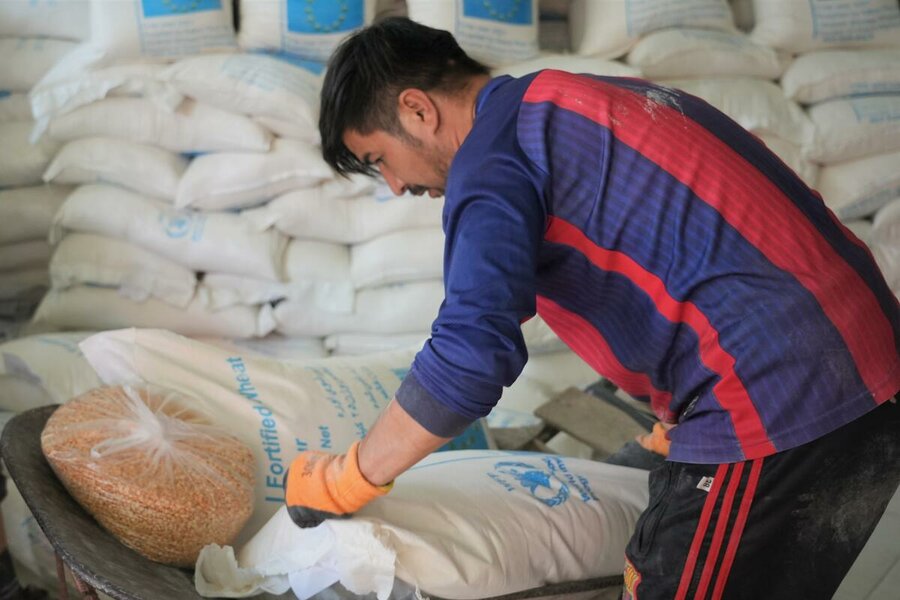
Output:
top-left (397, 88), bottom-right (439, 137)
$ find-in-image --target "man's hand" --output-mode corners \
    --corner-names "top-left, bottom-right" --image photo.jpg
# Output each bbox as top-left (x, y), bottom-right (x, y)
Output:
top-left (284, 441), bottom-right (392, 528)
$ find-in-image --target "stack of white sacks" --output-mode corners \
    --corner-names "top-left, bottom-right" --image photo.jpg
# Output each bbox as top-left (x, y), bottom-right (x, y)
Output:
top-left (758, 1), bottom-right (900, 297)
top-left (0, 2), bottom-right (89, 335)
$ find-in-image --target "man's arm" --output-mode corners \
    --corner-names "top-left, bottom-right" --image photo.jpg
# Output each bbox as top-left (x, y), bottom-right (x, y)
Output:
top-left (357, 398), bottom-right (452, 485)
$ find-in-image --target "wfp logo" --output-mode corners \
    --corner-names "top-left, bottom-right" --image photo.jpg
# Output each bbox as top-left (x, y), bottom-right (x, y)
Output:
top-left (142, 0), bottom-right (222, 18)
top-left (158, 211), bottom-right (206, 241)
top-left (488, 455), bottom-right (599, 507)
top-left (464, 0), bottom-right (533, 25)
top-left (287, 0), bottom-right (365, 35)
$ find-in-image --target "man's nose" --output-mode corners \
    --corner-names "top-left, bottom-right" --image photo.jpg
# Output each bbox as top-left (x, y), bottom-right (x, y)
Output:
top-left (379, 164), bottom-right (406, 196)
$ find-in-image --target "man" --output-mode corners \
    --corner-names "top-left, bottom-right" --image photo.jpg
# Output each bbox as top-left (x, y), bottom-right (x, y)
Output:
top-left (284, 17), bottom-right (900, 600)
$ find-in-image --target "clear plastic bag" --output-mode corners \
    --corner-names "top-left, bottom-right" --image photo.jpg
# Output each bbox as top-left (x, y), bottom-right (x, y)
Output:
top-left (41, 385), bottom-right (255, 566)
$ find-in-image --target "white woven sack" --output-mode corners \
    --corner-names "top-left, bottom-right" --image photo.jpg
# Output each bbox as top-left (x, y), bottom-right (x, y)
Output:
top-left (804, 95), bottom-right (900, 165)
top-left (351, 228), bottom-right (444, 289)
top-left (43, 137), bottom-right (187, 201)
top-left (0, 38), bottom-right (78, 92)
top-left (0, 122), bottom-right (60, 188)
top-left (0, 241), bottom-right (51, 273)
top-left (89, 0), bottom-right (237, 58)
top-left (195, 335), bottom-right (329, 361)
top-left (408, 0), bottom-right (539, 66)
top-left (0, 332), bottom-right (101, 411)
top-left (871, 199), bottom-right (900, 295)
top-left (626, 28), bottom-right (788, 80)
top-left (46, 98), bottom-right (272, 154)
top-left (756, 135), bottom-right (818, 187)
top-left (0, 270), bottom-right (48, 300)
top-left (666, 78), bottom-right (813, 146)
top-left (51, 185), bottom-right (288, 281)
top-left (0, 185), bottom-right (71, 246)
top-left (275, 280), bottom-right (444, 337)
top-left (201, 272), bottom-right (354, 315)
top-left (781, 49), bottom-right (900, 104)
top-left (162, 53), bottom-right (322, 143)
top-left (2, 479), bottom-right (59, 593)
top-left (493, 53), bottom-right (641, 78)
top-left (247, 185), bottom-right (444, 244)
top-left (176, 139), bottom-right (332, 211)
top-left (29, 61), bottom-right (184, 137)
top-left (0, 0), bottom-right (90, 41)
top-left (0, 94), bottom-right (32, 122)
top-left (569, 0), bottom-right (735, 59)
top-left (50, 233), bottom-right (198, 308)
top-left (324, 332), bottom-right (428, 356)
top-left (750, 0), bottom-right (900, 54)
top-left (817, 150), bottom-right (900, 221)
top-left (195, 450), bottom-right (648, 600)
top-left (238, 0), bottom-right (376, 62)
top-left (79, 328), bottom-right (418, 541)
top-left (33, 286), bottom-right (275, 338)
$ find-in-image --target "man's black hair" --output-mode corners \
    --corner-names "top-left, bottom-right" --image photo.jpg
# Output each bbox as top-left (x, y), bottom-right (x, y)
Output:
top-left (319, 17), bottom-right (490, 177)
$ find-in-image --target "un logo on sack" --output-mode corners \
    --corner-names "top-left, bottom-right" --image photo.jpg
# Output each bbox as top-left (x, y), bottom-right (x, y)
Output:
top-left (142, 0), bottom-right (222, 18)
top-left (463, 0), bottom-right (533, 25)
top-left (491, 459), bottom-right (570, 507)
top-left (287, 0), bottom-right (365, 34)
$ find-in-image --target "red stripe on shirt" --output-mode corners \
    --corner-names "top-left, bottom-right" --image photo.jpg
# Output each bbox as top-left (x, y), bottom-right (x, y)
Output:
top-left (545, 216), bottom-right (776, 458)
top-left (524, 70), bottom-right (898, 406)
top-left (536, 295), bottom-right (676, 421)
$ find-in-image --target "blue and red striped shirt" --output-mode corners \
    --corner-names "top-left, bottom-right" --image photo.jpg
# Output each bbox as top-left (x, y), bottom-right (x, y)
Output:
top-left (395, 71), bottom-right (900, 463)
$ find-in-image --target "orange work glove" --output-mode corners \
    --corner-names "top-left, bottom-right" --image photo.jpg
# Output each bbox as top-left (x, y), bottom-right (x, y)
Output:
top-left (636, 422), bottom-right (672, 457)
top-left (283, 441), bottom-right (392, 528)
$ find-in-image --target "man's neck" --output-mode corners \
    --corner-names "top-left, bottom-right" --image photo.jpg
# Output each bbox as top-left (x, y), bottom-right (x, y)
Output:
top-left (439, 73), bottom-right (493, 152)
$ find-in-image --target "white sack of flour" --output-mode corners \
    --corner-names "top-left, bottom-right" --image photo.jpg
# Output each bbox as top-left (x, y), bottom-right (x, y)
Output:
top-left (176, 139), bottom-right (331, 211)
top-left (569, 0), bottom-right (735, 59)
top-left (238, 0), bottom-right (376, 62)
top-left (666, 78), bottom-right (813, 147)
top-left (780, 49), bottom-right (900, 104)
top-left (51, 185), bottom-right (287, 281)
top-left (247, 185), bottom-right (443, 244)
top-left (46, 98), bottom-right (272, 154)
top-left (750, 0), bottom-right (900, 54)
top-left (33, 287), bottom-right (275, 339)
top-left (43, 137), bottom-right (187, 201)
top-left (627, 28), bottom-right (788, 80)
top-left (162, 53), bottom-right (323, 143)
top-left (89, 0), bottom-right (236, 58)
top-left (195, 450), bottom-right (648, 600)
top-left (817, 151), bottom-right (900, 221)
top-left (50, 233), bottom-right (197, 308)
top-left (804, 95), bottom-right (900, 165)
top-left (351, 228), bottom-right (444, 289)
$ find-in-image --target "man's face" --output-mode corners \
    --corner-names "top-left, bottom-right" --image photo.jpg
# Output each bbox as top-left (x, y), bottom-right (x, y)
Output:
top-left (344, 128), bottom-right (449, 198)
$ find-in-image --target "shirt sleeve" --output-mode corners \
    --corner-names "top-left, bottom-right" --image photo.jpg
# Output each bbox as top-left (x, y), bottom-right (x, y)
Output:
top-left (395, 154), bottom-right (547, 437)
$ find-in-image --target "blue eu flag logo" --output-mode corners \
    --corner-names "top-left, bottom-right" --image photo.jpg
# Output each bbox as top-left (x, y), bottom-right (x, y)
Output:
top-left (288, 0), bottom-right (365, 34)
top-left (142, 0), bottom-right (222, 18)
top-left (463, 0), bottom-right (532, 25)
